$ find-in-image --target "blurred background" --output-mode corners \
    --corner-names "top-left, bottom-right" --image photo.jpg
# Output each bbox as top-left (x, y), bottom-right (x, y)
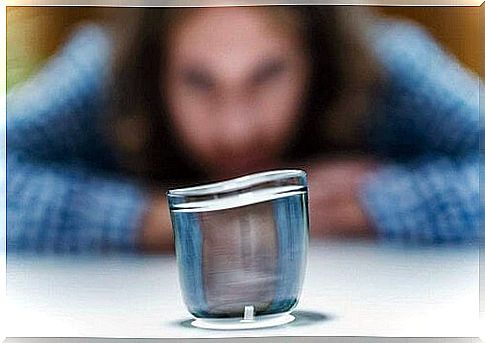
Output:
top-left (6, 6), bottom-right (480, 91)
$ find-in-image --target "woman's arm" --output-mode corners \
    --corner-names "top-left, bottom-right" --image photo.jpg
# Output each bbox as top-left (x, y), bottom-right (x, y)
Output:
top-left (6, 22), bottom-right (174, 252)
top-left (6, 23), bottom-right (176, 253)
top-left (7, 152), bottom-right (174, 253)
top-left (365, 19), bottom-right (479, 159)
top-left (307, 20), bottom-right (480, 243)
top-left (360, 155), bottom-right (478, 243)
top-left (359, 19), bottom-right (480, 243)
top-left (7, 23), bottom-right (116, 169)
top-left (305, 155), bottom-right (478, 244)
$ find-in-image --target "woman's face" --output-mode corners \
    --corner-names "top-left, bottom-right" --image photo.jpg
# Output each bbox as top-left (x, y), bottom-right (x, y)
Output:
top-left (163, 7), bottom-right (310, 179)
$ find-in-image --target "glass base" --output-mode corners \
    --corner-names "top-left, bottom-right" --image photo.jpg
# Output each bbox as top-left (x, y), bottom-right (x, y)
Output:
top-left (191, 312), bottom-right (295, 330)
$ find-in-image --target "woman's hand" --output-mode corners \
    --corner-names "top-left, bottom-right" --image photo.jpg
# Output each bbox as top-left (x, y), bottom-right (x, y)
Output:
top-left (305, 157), bottom-right (378, 238)
top-left (137, 193), bottom-right (175, 253)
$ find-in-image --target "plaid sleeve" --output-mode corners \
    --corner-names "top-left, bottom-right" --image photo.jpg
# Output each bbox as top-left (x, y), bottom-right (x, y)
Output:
top-left (359, 155), bottom-right (479, 243)
top-left (7, 152), bottom-right (149, 253)
top-left (7, 22), bottom-right (115, 168)
top-left (355, 20), bottom-right (481, 243)
top-left (365, 19), bottom-right (479, 159)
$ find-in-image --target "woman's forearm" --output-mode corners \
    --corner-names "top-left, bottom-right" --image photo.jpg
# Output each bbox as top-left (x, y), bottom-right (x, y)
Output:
top-left (7, 154), bottom-right (147, 252)
top-left (359, 154), bottom-right (479, 243)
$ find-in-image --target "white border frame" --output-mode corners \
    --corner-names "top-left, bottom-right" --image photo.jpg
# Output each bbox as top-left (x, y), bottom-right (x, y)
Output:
top-left (1, 2), bottom-right (482, 342)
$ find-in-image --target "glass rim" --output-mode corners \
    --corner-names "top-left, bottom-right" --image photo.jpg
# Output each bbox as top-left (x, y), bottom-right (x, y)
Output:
top-left (167, 169), bottom-right (306, 197)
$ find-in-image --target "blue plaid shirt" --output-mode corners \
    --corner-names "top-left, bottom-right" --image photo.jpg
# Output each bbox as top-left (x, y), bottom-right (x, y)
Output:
top-left (6, 19), bottom-right (481, 253)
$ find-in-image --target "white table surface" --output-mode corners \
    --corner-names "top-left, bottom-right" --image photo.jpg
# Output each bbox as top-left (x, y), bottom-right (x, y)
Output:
top-left (6, 240), bottom-right (479, 339)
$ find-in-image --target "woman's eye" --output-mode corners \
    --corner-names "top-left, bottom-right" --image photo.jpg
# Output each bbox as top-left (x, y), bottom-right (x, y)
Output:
top-left (182, 69), bottom-right (214, 91)
top-left (252, 60), bottom-right (286, 85)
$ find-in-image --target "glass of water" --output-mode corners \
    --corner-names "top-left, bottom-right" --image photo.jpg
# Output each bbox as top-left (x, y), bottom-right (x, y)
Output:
top-left (167, 169), bottom-right (309, 330)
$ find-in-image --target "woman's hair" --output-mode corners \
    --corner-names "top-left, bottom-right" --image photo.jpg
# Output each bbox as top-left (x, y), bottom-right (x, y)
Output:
top-left (101, 6), bottom-right (383, 188)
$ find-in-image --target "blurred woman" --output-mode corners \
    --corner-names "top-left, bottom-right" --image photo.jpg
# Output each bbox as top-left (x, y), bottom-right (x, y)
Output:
top-left (6, 6), bottom-right (480, 253)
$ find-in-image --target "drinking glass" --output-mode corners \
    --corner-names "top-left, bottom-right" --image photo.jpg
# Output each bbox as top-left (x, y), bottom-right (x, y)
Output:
top-left (167, 169), bottom-right (309, 329)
